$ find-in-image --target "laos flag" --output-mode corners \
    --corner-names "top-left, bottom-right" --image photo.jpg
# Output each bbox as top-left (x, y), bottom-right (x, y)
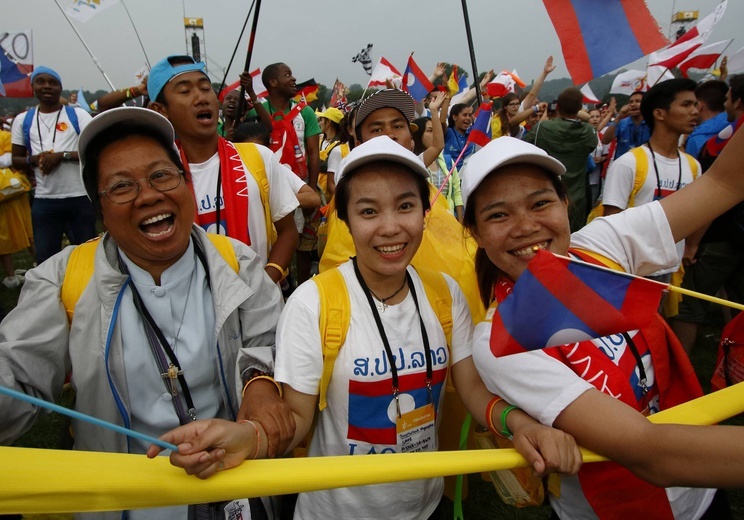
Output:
top-left (543, 0), bottom-right (668, 84)
top-left (490, 250), bottom-right (666, 357)
top-left (347, 367), bottom-right (447, 445)
top-left (402, 54), bottom-right (434, 102)
top-left (467, 102), bottom-right (493, 147)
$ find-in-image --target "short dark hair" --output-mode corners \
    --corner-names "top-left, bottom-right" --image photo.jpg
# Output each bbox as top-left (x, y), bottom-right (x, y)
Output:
top-left (556, 87), bottom-right (583, 117)
top-left (335, 161), bottom-right (431, 224)
top-left (82, 123), bottom-right (184, 218)
top-left (730, 74), bottom-right (744, 106)
top-left (233, 121), bottom-right (270, 146)
top-left (695, 80), bottom-right (728, 113)
top-left (641, 78), bottom-right (697, 131)
top-left (261, 63), bottom-right (285, 90)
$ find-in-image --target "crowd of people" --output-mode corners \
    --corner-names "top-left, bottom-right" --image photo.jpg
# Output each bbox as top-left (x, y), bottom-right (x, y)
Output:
top-left (0, 52), bottom-right (743, 520)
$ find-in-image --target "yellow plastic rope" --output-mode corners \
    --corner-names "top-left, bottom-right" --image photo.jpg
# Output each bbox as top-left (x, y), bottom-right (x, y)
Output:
top-left (2, 382), bottom-right (744, 514)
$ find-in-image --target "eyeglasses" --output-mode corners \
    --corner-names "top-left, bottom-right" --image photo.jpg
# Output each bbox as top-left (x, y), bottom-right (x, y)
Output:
top-left (507, 102), bottom-right (520, 107)
top-left (99, 168), bottom-right (183, 204)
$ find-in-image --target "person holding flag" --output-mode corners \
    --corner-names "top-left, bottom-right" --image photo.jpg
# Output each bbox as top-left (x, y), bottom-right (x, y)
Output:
top-left (461, 134), bottom-right (744, 519)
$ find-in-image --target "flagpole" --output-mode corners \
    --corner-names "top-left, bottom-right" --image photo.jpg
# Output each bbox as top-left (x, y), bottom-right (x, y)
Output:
top-left (217, 0), bottom-right (255, 98)
top-left (460, 0), bottom-right (482, 105)
top-left (236, 0), bottom-right (262, 119)
top-left (120, 0), bottom-right (150, 68)
top-left (53, 0), bottom-right (116, 89)
top-left (430, 147), bottom-right (467, 208)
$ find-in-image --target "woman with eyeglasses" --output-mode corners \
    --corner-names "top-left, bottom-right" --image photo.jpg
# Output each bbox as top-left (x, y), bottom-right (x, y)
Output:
top-left (0, 107), bottom-right (285, 519)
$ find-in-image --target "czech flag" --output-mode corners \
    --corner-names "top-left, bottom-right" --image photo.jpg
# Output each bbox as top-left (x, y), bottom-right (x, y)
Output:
top-left (347, 367), bottom-right (447, 446)
top-left (402, 54), bottom-right (434, 102)
top-left (489, 250), bottom-right (666, 357)
top-left (0, 49), bottom-right (32, 98)
top-left (467, 102), bottom-right (493, 147)
top-left (542, 0), bottom-right (668, 84)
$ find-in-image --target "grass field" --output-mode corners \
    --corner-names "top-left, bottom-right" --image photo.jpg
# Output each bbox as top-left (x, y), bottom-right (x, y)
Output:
top-left (2, 247), bottom-right (743, 519)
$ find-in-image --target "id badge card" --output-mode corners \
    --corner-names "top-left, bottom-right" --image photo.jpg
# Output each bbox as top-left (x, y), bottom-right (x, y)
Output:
top-left (396, 402), bottom-right (436, 453)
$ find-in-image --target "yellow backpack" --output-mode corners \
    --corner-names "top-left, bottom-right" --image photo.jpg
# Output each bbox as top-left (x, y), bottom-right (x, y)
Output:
top-left (587, 146), bottom-right (699, 224)
top-left (233, 142), bottom-right (277, 257)
top-left (60, 233), bottom-right (239, 324)
top-left (312, 265), bottom-right (453, 411)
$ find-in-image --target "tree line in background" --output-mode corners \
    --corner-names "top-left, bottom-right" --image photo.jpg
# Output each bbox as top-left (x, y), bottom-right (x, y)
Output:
top-left (0, 66), bottom-right (706, 118)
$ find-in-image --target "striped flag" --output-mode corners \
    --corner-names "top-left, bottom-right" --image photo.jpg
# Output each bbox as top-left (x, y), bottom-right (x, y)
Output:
top-left (489, 250), bottom-right (665, 357)
top-left (543, 0), bottom-right (668, 84)
top-left (678, 40), bottom-right (730, 77)
top-left (352, 44), bottom-right (374, 76)
top-left (580, 83), bottom-right (601, 104)
top-left (368, 57), bottom-right (402, 88)
top-left (0, 31), bottom-right (33, 98)
top-left (467, 102), bottom-right (493, 147)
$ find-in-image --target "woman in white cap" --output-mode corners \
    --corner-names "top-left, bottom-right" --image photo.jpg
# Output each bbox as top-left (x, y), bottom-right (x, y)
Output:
top-left (150, 135), bottom-right (582, 519)
top-left (461, 135), bottom-right (744, 519)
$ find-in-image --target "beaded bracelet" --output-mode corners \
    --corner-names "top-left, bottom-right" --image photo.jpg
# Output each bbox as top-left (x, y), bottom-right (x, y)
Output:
top-left (238, 419), bottom-right (261, 459)
top-left (500, 405), bottom-right (520, 440)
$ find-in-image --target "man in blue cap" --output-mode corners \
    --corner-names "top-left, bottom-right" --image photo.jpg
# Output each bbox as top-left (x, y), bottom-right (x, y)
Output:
top-left (10, 66), bottom-right (96, 265)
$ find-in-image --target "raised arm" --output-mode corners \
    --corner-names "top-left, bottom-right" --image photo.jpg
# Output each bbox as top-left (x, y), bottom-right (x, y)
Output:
top-left (660, 124), bottom-right (744, 242)
top-left (522, 56), bottom-right (555, 109)
top-left (97, 76), bottom-right (148, 113)
top-left (422, 91), bottom-right (446, 167)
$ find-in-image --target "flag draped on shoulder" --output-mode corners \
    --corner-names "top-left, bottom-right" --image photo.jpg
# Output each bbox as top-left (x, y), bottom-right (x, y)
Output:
top-left (352, 44), bottom-right (373, 76)
top-left (368, 57), bottom-right (402, 88)
top-left (467, 102), bottom-right (492, 147)
top-left (66, 0), bottom-right (121, 22)
top-left (543, 0), bottom-right (668, 85)
top-left (489, 250), bottom-right (666, 357)
top-left (402, 54), bottom-right (433, 102)
top-left (0, 31), bottom-right (33, 98)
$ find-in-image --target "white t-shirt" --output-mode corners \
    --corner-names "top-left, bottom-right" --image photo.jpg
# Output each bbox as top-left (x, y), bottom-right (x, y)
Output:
top-left (602, 146), bottom-right (698, 275)
top-left (11, 106), bottom-right (92, 199)
top-left (326, 144), bottom-right (342, 175)
top-left (189, 143), bottom-right (298, 263)
top-left (472, 202), bottom-right (714, 520)
top-left (275, 260), bottom-right (473, 520)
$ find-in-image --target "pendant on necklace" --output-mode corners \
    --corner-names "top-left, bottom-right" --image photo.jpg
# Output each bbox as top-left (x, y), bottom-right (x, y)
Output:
top-left (376, 300), bottom-right (387, 313)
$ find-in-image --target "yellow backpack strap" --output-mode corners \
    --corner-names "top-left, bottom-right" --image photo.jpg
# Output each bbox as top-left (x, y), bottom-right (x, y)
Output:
top-left (414, 266), bottom-right (453, 348)
top-left (683, 152), bottom-right (699, 179)
top-left (61, 238), bottom-right (101, 325)
top-left (313, 268), bottom-right (350, 411)
top-left (206, 233), bottom-right (239, 273)
top-left (340, 143), bottom-right (350, 159)
top-left (233, 142), bottom-right (276, 256)
top-left (628, 147), bottom-right (649, 208)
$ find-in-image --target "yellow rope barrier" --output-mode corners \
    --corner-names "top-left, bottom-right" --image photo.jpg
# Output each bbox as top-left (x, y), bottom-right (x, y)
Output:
top-left (2, 382), bottom-right (744, 514)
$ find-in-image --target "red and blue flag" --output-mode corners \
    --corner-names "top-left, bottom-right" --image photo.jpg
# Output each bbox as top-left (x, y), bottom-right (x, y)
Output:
top-left (467, 102), bottom-right (493, 147)
top-left (402, 54), bottom-right (434, 103)
top-left (542, 0), bottom-right (668, 84)
top-left (490, 250), bottom-right (666, 357)
top-left (347, 367), bottom-right (447, 445)
top-left (0, 49), bottom-right (31, 98)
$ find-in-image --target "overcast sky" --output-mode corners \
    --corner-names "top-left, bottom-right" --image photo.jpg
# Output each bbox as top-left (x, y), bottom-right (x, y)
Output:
top-left (2, 0), bottom-right (741, 93)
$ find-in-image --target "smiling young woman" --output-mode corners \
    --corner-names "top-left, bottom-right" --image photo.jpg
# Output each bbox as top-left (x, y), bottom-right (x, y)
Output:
top-left (462, 135), bottom-right (744, 519)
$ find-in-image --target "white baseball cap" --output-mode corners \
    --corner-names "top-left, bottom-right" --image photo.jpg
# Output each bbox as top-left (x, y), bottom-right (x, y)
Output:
top-left (461, 137), bottom-right (566, 209)
top-left (335, 135), bottom-right (428, 187)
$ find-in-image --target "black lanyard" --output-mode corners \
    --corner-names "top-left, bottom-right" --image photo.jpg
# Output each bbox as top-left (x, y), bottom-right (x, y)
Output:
top-left (647, 143), bottom-right (682, 201)
top-left (621, 332), bottom-right (648, 396)
top-left (352, 258), bottom-right (433, 418)
top-left (117, 240), bottom-right (212, 425)
top-left (36, 106), bottom-right (62, 152)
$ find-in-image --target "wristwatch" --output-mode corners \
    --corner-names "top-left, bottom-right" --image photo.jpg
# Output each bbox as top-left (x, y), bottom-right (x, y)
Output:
top-left (62, 151), bottom-right (72, 161)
